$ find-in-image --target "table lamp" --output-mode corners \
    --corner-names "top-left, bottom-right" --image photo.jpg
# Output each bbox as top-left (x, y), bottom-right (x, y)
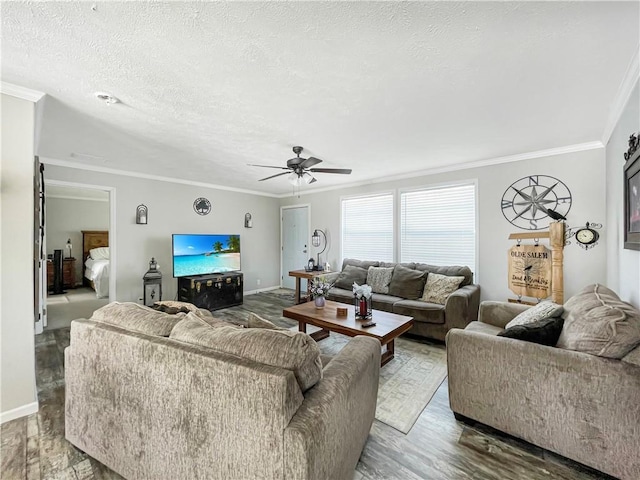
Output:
top-left (311, 229), bottom-right (326, 271)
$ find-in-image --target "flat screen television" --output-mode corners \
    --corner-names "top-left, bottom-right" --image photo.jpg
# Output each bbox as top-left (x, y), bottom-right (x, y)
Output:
top-left (172, 234), bottom-right (241, 278)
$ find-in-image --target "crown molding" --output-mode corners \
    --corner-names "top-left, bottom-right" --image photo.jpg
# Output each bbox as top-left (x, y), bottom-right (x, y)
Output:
top-left (40, 157), bottom-right (280, 198)
top-left (0, 82), bottom-right (45, 102)
top-left (277, 141), bottom-right (604, 198)
top-left (40, 140), bottom-right (604, 200)
top-left (602, 46), bottom-right (640, 145)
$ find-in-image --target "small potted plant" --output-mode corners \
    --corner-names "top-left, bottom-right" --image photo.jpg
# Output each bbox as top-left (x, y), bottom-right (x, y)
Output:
top-left (309, 276), bottom-right (334, 309)
top-left (353, 282), bottom-right (373, 319)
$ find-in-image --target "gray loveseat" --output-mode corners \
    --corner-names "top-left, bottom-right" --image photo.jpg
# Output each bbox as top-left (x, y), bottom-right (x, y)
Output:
top-left (323, 258), bottom-right (480, 341)
top-left (65, 302), bottom-right (381, 480)
top-left (446, 285), bottom-right (640, 480)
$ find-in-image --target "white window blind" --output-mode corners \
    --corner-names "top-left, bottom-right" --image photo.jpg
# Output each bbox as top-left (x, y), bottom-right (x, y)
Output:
top-left (400, 184), bottom-right (476, 272)
top-left (342, 194), bottom-right (394, 262)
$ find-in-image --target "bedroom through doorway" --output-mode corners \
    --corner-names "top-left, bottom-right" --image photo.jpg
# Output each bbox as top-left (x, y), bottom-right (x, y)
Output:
top-left (41, 182), bottom-right (115, 332)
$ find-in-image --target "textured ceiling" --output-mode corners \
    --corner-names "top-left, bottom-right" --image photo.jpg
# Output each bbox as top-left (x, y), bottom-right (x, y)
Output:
top-left (2, 1), bottom-right (639, 196)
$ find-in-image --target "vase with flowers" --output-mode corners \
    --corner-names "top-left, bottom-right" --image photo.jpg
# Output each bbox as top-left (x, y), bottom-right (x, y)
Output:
top-left (352, 282), bottom-right (373, 319)
top-left (309, 276), bottom-right (334, 309)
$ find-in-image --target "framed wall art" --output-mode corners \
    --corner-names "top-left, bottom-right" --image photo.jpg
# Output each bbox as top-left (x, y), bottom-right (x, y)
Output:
top-left (624, 132), bottom-right (640, 250)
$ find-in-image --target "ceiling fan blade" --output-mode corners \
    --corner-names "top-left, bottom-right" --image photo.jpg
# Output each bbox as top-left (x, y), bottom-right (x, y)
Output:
top-left (259, 172), bottom-right (290, 181)
top-left (309, 168), bottom-right (352, 174)
top-left (248, 164), bottom-right (290, 170)
top-left (300, 157), bottom-right (322, 169)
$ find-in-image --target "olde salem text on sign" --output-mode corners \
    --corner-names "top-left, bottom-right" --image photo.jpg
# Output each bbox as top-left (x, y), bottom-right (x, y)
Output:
top-left (508, 244), bottom-right (552, 299)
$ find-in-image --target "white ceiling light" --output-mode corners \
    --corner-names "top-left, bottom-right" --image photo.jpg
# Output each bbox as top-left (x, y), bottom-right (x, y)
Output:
top-left (288, 172), bottom-right (315, 186)
top-left (288, 172), bottom-right (302, 186)
top-left (94, 92), bottom-right (120, 105)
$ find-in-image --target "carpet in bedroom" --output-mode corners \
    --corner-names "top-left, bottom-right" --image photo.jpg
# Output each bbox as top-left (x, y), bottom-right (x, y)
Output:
top-left (45, 287), bottom-right (109, 331)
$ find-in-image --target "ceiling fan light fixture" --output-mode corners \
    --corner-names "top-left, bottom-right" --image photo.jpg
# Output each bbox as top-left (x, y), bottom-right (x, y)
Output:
top-left (254, 145), bottom-right (352, 186)
top-left (288, 172), bottom-right (301, 186)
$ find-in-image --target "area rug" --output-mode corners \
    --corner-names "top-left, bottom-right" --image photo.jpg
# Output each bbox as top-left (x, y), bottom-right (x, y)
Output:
top-left (216, 290), bottom-right (448, 433)
top-left (314, 330), bottom-right (447, 434)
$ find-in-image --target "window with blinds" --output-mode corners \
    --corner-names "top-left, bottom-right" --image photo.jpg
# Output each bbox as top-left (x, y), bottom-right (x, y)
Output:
top-left (341, 193), bottom-right (394, 262)
top-left (400, 183), bottom-right (476, 272)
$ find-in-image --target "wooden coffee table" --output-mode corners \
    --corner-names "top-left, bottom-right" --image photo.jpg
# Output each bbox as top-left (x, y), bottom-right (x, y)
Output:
top-left (283, 300), bottom-right (414, 366)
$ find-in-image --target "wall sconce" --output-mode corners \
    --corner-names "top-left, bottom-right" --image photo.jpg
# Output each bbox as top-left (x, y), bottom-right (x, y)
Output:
top-left (136, 204), bottom-right (148, 224)
top-left (244, 213), bottom-right (253, 228)
top-left (65, 239), bottom-right (73, 259)
top-left (311, 229), bottom-right (327, 271)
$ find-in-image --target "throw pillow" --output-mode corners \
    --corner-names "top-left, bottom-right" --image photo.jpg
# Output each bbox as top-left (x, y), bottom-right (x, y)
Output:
top-left (89, 247), bottom-right (109, 260)
top-left (335, 265), bottom-right (368, 290)
top-left (366, 266), bottom-right (394, 294)
top-left (498, 316), bottom-right (565, 346)
top-left (90, 302), bottom-right (185, 336)
top-left (505, 301), bottom-right (564, 329)
top-left (153, 300), bottom-right (200, 312)
top-left (152, 303), bottom-right (190, 315)
top-left (154, 300), bottom-right (217, 323)
top-left (247, 312), bottom-right (287, 330)
top-left (171, 313), bottom-right (322, 392)
top-left (388, 265), bottom-right (428, 299)
top-left (557, 284), bottom-right (640, 358)
top-left (421, 273), bottom-right (464, 305)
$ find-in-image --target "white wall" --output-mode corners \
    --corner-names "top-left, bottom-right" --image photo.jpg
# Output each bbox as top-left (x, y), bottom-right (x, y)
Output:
top-left (0, 94), bottom-right (38, 421)
top-left (43, 165), bottom-right (281, 301)
top-left (45, 196), bottom-right (110, 284)
top-left (280, 148), bottom-right (608, 302)
top-left (606, 80), bottom-right (640, 307)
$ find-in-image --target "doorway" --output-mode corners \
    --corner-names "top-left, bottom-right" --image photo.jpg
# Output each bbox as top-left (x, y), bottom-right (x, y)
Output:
top-left (36, 180), bottom-right (116, 333)
top-left (281, 205), bottom-right (310, 289)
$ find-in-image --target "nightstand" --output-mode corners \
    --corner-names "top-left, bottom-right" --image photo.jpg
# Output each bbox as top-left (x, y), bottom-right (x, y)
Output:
top-left (47, 257), bottom-right (77, 290)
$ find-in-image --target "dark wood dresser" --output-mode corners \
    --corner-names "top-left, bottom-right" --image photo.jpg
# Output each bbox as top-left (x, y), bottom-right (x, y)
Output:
top-left (47, 258), bottom-right (77, 290)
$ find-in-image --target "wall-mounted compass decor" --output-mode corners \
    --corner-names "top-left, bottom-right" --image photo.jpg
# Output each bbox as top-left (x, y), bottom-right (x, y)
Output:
top-left (193, 197), bottom-right (211, 215)
top-left (501, 175), bottom-right (572, 230)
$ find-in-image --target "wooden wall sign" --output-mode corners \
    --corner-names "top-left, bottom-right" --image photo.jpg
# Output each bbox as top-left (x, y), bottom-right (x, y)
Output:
top-left (508, 244), bottom-right (552, 299)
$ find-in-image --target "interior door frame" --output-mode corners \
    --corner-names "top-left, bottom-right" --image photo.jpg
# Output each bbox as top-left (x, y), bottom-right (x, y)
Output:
top-left (280, 204), bottom-right (311, 288)
top-left (34, 158), bottom-right (45, 334)
top-left (43, 180), bottom-right (117, 303)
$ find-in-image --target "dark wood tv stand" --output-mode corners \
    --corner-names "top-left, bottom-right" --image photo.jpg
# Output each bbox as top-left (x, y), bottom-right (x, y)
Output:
top-left (177, 272), bottom-right (243, 311)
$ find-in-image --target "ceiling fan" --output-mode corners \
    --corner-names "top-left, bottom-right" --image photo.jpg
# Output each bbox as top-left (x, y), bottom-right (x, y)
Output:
top-left (249, 146), bottom-right (352, 185)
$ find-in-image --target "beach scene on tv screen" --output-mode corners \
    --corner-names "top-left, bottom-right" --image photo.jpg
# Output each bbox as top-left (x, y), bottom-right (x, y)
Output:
top-left (173, 234), bottom-right (240, 277)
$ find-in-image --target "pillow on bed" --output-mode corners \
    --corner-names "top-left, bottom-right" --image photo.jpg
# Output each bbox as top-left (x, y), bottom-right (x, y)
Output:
top-left (90, 247), bottom-right (110, 260)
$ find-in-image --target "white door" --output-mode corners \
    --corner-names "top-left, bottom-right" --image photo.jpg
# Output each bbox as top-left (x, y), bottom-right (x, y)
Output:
top-left (281, 206), bottom-right (309, 289)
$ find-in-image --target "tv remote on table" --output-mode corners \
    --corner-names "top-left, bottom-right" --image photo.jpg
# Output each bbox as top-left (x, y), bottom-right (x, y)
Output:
top-left (362, 321), bottom-right (376, 328)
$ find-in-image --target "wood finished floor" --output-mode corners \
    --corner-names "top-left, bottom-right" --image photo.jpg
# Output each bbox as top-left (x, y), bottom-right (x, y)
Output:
top-left (2, 291), bottom-right (615, 480)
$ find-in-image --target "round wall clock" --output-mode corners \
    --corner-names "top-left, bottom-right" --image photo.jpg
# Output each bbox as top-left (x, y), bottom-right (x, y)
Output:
top-left (193, 197), bottom-right (211, 215)
top-left (501, 175), bottom-right (572, 230)
top-left (575, 222), bottom-right (600, 248)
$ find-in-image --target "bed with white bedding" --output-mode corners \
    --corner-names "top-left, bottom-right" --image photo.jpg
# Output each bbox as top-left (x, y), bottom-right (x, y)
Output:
top-left (82, 230), bottom-right (109, 298)
top-left (85, 256), bottom-right (110, 298)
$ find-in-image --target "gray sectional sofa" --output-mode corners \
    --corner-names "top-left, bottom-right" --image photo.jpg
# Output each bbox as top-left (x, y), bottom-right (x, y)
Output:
top-left (323, 258), bottom-right (480, 341)
top-left (446, 285), bottom-right (640, 480)
top-left (65, 302), bottom-right (381, 480)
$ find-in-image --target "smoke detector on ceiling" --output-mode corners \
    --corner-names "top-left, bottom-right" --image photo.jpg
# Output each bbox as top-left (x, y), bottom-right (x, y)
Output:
top-left (95, 92), bottom-right (120, 105)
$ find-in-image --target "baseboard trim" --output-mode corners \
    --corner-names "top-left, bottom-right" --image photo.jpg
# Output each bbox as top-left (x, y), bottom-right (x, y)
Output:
top-left (244, 286), bottom-right (281, 296)
top-left (1, 401), bottom-right (39, 424)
